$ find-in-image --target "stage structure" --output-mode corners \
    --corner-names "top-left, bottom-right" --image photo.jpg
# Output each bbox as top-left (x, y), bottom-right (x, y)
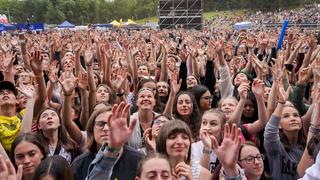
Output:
top-left (158, 0), bottom-right (203, 30)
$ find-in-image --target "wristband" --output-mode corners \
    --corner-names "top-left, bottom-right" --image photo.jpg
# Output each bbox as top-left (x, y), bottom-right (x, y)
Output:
top-left (309, 126), bottom-right (320, 134)
top-left (277, 100), bottom-right (286, 104)
top-left (116, 92), bottom-right (125, 97)
top-left (64, 93), bottom-right (72, 96)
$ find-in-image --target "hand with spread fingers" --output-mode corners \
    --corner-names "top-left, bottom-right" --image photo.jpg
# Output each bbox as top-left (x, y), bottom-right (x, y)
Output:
top-left (0, 155), bottom-right (23, 180)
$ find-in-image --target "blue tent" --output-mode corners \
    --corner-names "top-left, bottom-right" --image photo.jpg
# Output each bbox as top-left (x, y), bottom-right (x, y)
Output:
top-left (234, 22), bottom-right (252, 30)
top-left (17, 23), bottom-right (44, 31)
top-left (58, 21), bottom-right (75, 28)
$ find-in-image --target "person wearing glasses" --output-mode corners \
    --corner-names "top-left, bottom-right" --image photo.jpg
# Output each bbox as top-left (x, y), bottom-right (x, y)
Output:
top-left (192, 85), bottom-right (213, 115)
top-left (238, 142), bottom-right (265, 180)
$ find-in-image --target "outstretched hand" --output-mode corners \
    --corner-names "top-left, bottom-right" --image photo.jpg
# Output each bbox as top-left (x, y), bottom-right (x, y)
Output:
top-left (210, 124), bottom-right (241, 176)
top-left (107, 102), bottom-right (137, 150)
top-left (0, 155), bottom-right (23, 180)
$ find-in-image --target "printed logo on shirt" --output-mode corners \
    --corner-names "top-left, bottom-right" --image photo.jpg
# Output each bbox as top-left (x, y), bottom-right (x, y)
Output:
top-left (280, 155), bottom-right (297, 177)
top-left (1, 122), bottom-right (19, 131)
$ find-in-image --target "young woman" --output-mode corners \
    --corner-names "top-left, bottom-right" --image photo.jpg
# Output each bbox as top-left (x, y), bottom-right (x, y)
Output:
top-left (10, 133), bottom-right (47, 180)
top-left (238, 142), bottom-right (265, 180)
top-left (37, 108), bottom-right (80, 164)
top-left (191, 109), bottom-right (227, 174)
top-left (173, 91), bottom-right (201, 140)
top-left (192, 85), bottom-right (213, 114)
top-left (135, 152), bottom-right (172, 180)
top-left (32, 155), bottom-right (74, 180)
top-left (156, 120), bottom-right (211, 180)
top-left (264, 80), bottom-right (306, 179)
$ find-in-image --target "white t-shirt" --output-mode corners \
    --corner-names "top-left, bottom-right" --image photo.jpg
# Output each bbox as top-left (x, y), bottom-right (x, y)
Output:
top-left (191, 141), bottom-right (218, 173)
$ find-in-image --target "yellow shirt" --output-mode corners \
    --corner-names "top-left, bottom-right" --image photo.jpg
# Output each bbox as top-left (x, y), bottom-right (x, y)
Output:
top-left (0, 110), bottom-right (25, 152)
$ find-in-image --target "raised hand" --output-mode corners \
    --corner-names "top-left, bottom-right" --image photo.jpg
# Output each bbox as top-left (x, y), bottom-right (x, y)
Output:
top-left (111, 67), bottom-right (127, 93)
top-left (298, 67), bottom-right (311, 85)
top-left (276, 79), bottom-right (291, 103)
top-left (84, 46), bottom-right (94, 66)
top-left (206, 41), bottom-right (216, 60)
top-left (143, 128), bottom-right (156, 152)
top-left (16, 85), bottom-right (37, 100)
top-left (237, 82), bottom-right (249, 100)
top-left (210, 124), bottom-right (241, 176)
top-left (2, 51), bottom-right (17, 72)
top-left (30, 51), bottom-right (43, 76)
top-left (78, 72), bottom-right (88, 90)
top-left (58, 71), bottom-right (77, 96)
top-left (0, 155), bottom-right (23, 180)
top-left (48, 61), bottom-right (59, 83)
top-left (170, 71), bottom-right (182, 95)
top-left (106, 102), bottom-right (137, 150)
top-left (252, 79), bottom-right (265, 97)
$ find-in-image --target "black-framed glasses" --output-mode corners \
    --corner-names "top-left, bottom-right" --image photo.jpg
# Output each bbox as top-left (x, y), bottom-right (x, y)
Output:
top-left (94, 121), bottom-right (108, 130)
top-left (239, 154), bottom-right (264, 164)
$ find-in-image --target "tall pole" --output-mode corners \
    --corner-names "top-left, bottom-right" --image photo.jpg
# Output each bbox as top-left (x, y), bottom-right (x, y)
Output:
top-left (7, 8), bottom-right (11, 22)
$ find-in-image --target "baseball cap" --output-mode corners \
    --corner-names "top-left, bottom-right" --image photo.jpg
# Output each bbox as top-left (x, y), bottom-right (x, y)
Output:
top-left (0, 81), bottom-right (17, 96)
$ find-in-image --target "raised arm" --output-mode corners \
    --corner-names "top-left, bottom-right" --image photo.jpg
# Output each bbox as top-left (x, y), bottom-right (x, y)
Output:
top-left (228, 82), bottom-right (250, 125)
top-left (247, 79), bottom-right (268, 135)
top-left (59, 72), bottom-right (83, 145)
top-left (18, 85), bottom-right (36, 134)
top-left (84, 48), bottom-right (97, 115)
top-left (78, 72), bottom-right (90, 130)
top-left (163, 72), bottom-right (182, 117)
top-left (30, 51), bottom-right (47, 118)
top-left (297, 89), bottom-right (320, 177)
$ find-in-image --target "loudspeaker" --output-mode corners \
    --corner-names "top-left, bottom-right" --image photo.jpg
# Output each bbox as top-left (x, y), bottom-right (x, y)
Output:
top-left (159, 0), bottom-right (203, 30)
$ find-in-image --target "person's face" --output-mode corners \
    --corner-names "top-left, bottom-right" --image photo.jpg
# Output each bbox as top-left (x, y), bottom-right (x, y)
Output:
top-left (41, 53), bottom-right (50, 71)
top-left (280, 106), bottom-right (302, 132)
top-left (239, 146), bottom-right (264, 178)
top-left (93, 112), bottom-right (112, 145)
top-left (14, 141), bottom-right (44, 176)
top-left (15, 65), bottom-right (25, 74)
top-left (201, 112), bottom-right (223, 141)
top-left (63, 58), bottom-right (74, 72)
top-left (0, 89), bottom-right (17, 106)
top-left (157, 82), bottom-right (169, 97)
top-left (186, 76), bottom-right (198, 89)
top-left (93, 73), bottom-right (99, 86)
top-left (166, 132), bottom-right (190, 160)
top-left (143, 82), bottom-right (157, 95)
top-left (93, 60), bottom-right (100, 70)
top-left (199, 91), bottom-right (212, 111)
top-left (138, 65), bottom-right (149, 77)
top-left (152, 116), bottom-right (170, 136)
top-left (18, 72), bottom-right (31, 85)
top-left (40, 175), bottom-right (55, 180)
top-left (136, 158), bottom-right (172, 180)
top-left (263, 87), bottom-right (271, 103)
top-left (166, 57), bottom-right (176, 71)
top-left (243, 99), bottom-right (255, 118)
top-left (177, 94), bottom-right (193, 116)
top-left (96, 86), bottom-right (110, 103)
top-left (137, 90), bottom-right (155, 111)
top-left (220, 98), bottom-right (238, 120)
top-left (64, 52), bottom-right (74, 59)
top-left (17, 93), bottom-right (27, 109)
top-left (238, 45), bottom-right (246, 54)
top-left (234, 73), bottom-right (249, 87)
top-left (38, 109), bottom-right (61, 131)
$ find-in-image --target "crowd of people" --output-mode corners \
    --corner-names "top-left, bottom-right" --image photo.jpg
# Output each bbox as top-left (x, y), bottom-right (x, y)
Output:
top-left (0, 6), bottom-right (320, 180)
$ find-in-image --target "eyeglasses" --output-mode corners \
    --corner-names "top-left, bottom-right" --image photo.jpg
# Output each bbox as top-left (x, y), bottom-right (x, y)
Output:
top-left (239, 154), bottom-right (264, 164)
top-left (201, 96), bottom-right (212, 101)
top-left (94, 121), bottom-right (108, 130)
top-left (153, 119), bottom-right (168, 126)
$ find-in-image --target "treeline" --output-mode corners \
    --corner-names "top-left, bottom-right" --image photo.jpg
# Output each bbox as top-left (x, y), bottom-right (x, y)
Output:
top-left (0, 0), bottom-right (319, 25)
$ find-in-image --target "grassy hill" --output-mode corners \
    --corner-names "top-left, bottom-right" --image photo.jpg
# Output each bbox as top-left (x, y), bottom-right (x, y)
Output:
top-left (135, 10), bottom-right (246, 25)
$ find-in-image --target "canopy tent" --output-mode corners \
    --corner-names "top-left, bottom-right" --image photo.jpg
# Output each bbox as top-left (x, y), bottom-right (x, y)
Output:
top-left (110, 20), bottom-right (121, 27)
top-left (122, 23), bottom-right (144, 30)
top-left (57, 21), bottom-right (75, 28)
top-left (125, 19), bottom-right (138, 25)
top-left (233, 21), bottom-right (252, 30)
top-left (17, 23), bottom-right (44, 31)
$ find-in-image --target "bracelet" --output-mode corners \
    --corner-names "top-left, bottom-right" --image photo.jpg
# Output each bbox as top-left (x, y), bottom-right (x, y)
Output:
top-left (309, 126), bottom-right (320, 134)
top-left (86, 64), bottom-right (92, 66)
top-left (311, 123), bottom-right (320, 128)
top-left (277, 100), bottom-right (286, 104)
top-left (64, 93), bottom-right (72, 96)
top-left (116, 92), bottom-right (125, 97)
